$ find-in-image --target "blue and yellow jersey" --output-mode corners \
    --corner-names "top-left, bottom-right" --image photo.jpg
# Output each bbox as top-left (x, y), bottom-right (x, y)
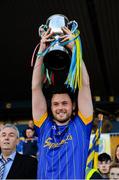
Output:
top-left (34, 111), bottom-right (93, 179)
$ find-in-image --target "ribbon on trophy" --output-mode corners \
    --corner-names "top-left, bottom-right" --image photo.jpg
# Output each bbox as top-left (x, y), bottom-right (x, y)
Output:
top-left (31, 14), bottom-right (83, 92)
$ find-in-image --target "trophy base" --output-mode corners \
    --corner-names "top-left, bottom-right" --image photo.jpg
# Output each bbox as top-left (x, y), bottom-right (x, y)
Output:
top-left (43, 50), bottom-right (71, 71)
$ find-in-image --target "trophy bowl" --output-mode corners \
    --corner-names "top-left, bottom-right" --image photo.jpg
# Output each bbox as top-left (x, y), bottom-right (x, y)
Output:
top-left (39, 14), bottom-right (71, 71)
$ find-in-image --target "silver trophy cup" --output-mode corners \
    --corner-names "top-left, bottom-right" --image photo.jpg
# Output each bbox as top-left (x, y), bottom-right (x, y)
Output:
top-left (39, 14), bottom-right (74, 71)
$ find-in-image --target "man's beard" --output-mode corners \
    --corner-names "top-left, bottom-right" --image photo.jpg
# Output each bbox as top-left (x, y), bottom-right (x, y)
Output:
top-left (53, 117), bottom-right (70, 124)
top-left (52, 113), bottom-right (71, 124)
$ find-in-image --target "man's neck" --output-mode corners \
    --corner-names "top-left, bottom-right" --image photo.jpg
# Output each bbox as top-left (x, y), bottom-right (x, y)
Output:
top-left (2, 150), bottom-right (15, 160)
top-left (102, 173), bottom-right (109, 178)
top-left (53, 119), bottom-right (70, 126)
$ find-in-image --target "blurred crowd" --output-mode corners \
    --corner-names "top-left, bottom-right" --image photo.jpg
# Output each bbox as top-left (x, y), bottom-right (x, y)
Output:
top-left (0, 117), bottom-right (119, 179)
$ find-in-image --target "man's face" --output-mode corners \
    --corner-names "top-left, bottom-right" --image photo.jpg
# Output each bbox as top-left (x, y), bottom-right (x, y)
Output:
top-left (26, 129), bottom-right (34, 138)
top-left (0, 127), bottom-right (19, 153)
top-left (28, 120), bottom-right (34, 128)
top-left (116, 147), bottom-right (119, 161)
top-left (51, 93), bottom-right (74, 125)
top-left (98, 160), bottom-right (111, 174)
top-left (110, 167), bottom-right (119, 180)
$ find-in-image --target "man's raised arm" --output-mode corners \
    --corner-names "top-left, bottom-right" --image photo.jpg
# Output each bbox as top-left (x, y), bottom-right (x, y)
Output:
top-left (60, 27), bottom-right (93, 120)
top-left (78, 61), bottom-right (93, 120)
top-left (32, 29), bottom-right (54, 120)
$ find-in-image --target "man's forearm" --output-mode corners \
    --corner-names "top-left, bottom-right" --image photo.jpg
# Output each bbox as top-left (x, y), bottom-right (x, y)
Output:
top-left (32, 54), bottom-right (44, 90)
top-left (82, 61), bottom-right (90, 87)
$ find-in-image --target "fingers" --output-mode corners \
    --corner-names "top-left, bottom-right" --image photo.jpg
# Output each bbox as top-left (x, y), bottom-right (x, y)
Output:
top-left (46, 32), bottom-right (54, 39)
top-left (62, 26), bottom-right (71, 34)
top-left (60, 34), bottom-right (73, 43)
top-left (60, 36), bottom-right (69, 43)
top-left (41, 28), bottom-right (55, 43)
top-left (60, 27), bottom-right (74, 50)
top-left (60, 27), bottom-right (73, 42)
top-left (40, 26), bottom-right (73, 44)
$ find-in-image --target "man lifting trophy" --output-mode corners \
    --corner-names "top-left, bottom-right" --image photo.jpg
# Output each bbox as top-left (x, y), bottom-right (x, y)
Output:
top-left (31, 14), bottom-right (93, 179)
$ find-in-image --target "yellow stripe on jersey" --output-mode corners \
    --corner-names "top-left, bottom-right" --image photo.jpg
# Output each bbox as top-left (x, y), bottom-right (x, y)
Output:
top-left (19, 137), bottom-right (25, 141)
top-left (34, 112), bottom-right (48, 128)
top-left (78, 111), bottom-right (93, 125)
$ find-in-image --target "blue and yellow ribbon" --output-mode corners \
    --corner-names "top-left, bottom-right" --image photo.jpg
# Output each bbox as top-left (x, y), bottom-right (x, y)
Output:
top-left (64, 30), bottom-right (83, 91)
top-left (36, 29), bottom-right (83, 92)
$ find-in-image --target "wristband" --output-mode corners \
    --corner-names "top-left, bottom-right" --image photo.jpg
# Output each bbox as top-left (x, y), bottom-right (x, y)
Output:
top-left (37, 52), bottom-right (44, 57)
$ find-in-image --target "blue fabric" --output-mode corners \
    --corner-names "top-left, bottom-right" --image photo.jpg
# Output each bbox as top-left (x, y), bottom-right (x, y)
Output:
top-left (35, 115), bottom-right (92, 179)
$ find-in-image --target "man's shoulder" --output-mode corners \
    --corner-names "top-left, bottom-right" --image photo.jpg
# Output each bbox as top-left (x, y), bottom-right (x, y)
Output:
top-left (16, 152), bottom-right (37, 163)
top-left (34, 113), bottom-right (53, 129)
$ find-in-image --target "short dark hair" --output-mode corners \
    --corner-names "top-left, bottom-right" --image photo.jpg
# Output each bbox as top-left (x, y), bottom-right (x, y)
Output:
top-left (51, 85), bottom-right (75, 101)
top-left (110, 163), bottom-right (119, 170)
top-left (25, 127), bottom-right (34, 132)
top-left (98, 153), bottom-right (112, 162)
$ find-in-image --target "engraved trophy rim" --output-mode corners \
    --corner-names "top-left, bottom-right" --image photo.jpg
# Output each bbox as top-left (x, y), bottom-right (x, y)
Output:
top-left (46, 14), bottom-right (69, 34)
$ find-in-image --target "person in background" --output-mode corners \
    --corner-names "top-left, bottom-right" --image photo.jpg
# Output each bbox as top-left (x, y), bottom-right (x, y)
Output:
top-left (0, 124), bottom-right (37, 179)
top-left (114, 144), bottom-right (119, 164)
top-left (32, 26), bottom-right (93, 179)
top-left (28, 120), bottom-right (37, 137)
top-left (22, 127), bottom-right (38, 157)
top-left (0, 123), bottom-right (4, 131)
top-left (0, 123), bottom-right (4, 154)
top-left (22, 120), bottom-right (37, 138)
top-left (109, 163), bottom-right (119, 180)
top-left (17, 127), bottom-right (38, 157)
top-left (98, 152), bottom-right (112, 179)
top-left (92, 115), bottom-right (112, 133)
top-left (28, 120), bottom-right (34, 129)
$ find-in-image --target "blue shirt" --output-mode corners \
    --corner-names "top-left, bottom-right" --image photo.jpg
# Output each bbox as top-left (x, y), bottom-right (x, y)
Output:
top-left (0, 151), bottom-right (16, 180)
top-left (34, 112), bottom-right (93, 179)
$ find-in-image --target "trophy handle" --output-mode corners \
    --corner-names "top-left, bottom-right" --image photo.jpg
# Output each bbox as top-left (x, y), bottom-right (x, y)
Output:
top-left (68, 20), bottom-right (78, 33)
top-left (38, 24), bottom-right (48, 37)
